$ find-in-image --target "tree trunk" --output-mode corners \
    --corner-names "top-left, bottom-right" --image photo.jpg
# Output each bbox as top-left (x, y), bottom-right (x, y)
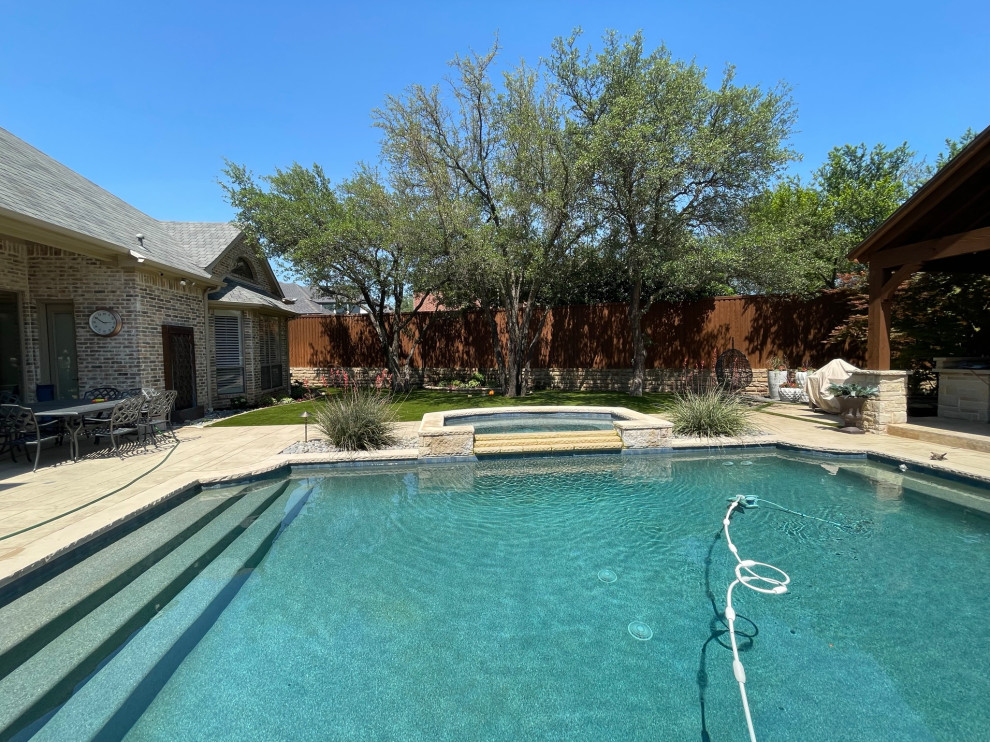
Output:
top-left (483, 306), bottom-right (508, 395)
top-left (628, 277), bottom-right (646, 397)
top-left (503, 309), bottom-right (523, 397)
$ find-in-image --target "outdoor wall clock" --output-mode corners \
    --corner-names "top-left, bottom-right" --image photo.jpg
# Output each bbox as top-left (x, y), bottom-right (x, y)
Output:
top-left (88, 308), bottom-right (122, 337)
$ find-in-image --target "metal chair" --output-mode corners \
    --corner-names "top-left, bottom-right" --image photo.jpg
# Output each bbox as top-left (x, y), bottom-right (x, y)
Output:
top-left (140, 390), bottom-right (178, 445)
top-left (81, 387), bottom-right (125, 435)
top-left (0, 404), bottom-right (19, 461)
top-left (90, 395), bottom-right (145, 452)
top-left (4, 405), bottom-right (63, 472)
top-left (81, 387), bottom-right (121, 401)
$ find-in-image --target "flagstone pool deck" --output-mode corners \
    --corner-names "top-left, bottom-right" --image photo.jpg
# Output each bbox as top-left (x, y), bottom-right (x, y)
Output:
top-left (1, 405), bottom-right (988, 589)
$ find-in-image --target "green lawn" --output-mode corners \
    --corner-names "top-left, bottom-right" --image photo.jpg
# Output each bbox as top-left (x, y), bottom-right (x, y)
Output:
top-left (209, 389), bottom-right (677, 426)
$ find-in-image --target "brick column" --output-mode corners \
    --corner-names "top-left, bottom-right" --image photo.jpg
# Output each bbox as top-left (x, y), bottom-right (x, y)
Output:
top-left (847, 370), bottom-right (909, 433)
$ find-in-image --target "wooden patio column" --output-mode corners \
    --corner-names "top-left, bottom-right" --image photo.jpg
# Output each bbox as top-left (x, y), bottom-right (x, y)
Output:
top-left (866, 260), bottom-right (921, 370)
top-left (866, 263), bottom-right (891, 370)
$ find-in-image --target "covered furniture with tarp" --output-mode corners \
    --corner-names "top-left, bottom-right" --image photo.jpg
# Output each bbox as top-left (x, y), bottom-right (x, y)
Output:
top-left (805, 359), bottom-right (859, 413)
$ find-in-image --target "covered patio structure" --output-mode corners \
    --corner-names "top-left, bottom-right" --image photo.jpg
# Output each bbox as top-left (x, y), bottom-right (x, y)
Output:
top-left (848, 124), bottom-right (990, 440)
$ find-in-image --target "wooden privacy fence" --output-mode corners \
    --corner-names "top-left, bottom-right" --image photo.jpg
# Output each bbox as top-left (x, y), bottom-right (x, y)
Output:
top-left (289, 294), bottom-right (857, 374)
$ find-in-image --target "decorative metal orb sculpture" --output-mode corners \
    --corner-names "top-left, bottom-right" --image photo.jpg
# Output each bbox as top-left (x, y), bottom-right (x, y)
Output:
top-left (715, 349), bottom-right (753, 392)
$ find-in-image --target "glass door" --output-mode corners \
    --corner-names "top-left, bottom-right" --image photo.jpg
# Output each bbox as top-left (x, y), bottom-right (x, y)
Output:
top-left (0, 291), bottom-right (22, 399)
top-left (46, 304), bottom-right (79, 400)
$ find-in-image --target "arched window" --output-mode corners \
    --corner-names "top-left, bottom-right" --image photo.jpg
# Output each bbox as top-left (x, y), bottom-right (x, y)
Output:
top-left (230, 257), bottom-right (255, 281)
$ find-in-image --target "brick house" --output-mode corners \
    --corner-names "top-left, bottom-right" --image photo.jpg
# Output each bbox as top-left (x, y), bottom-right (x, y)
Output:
top-left (0, 127), bottom-right (297, 416)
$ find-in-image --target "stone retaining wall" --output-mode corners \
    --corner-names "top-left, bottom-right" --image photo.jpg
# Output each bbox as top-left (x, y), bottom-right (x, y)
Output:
top-left (291, 365), bottom-right (770, 397)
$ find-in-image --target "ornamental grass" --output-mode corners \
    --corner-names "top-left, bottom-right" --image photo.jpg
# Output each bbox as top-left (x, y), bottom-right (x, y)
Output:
top-left (313, 386), bottom-right (398, 451)
top-left (669, 388), bottom-right (751, 438)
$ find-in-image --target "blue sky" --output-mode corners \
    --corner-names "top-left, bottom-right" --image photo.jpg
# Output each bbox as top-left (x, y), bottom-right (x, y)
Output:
top-left (2, 0), bottom-right (988, 235)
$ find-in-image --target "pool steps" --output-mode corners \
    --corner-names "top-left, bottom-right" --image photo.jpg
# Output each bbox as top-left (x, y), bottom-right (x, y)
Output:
top-left (0, 480), bottom-right (291, 741)
top-left (29, 485), bottom-right (306, 742)
top-left (0, 483), bottom-right (249, 680)
top-left (473, 430), bottom-right (623, 456)
top-left (831, 461), bottom-right (990, 514)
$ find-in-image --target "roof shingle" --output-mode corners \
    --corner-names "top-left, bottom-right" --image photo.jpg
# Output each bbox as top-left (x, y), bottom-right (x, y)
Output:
top-left (0, 127), bottom-right (239, 277)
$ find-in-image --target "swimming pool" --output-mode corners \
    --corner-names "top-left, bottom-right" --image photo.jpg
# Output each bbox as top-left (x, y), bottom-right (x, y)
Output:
top-left (1, 451), bottom-right (988, 740)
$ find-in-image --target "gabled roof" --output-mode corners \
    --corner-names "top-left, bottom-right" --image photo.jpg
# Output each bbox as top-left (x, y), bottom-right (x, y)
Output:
top-left (849, 124), bottom-right (990, 264)
top-left (162, 221), bottom-right (244, 269)
top-left (210, 278), bottom-right (298, 315)
top-left (278, 282), bottom-right (336, 314)
top-left (0, 127), bottom-right (240, 278)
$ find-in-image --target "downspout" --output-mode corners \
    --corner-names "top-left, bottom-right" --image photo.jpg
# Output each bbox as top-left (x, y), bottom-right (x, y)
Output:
top-left (204, 290), bottom-right (213, 412)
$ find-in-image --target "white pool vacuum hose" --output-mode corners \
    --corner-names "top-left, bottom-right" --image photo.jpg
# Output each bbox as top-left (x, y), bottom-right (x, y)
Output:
top-left (722, 495), bottom-right (791, 742)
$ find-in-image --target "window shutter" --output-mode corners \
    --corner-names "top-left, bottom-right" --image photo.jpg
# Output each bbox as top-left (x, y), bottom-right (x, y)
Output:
top-left (215, 315), bottom-right (241, 367)
top-left (214, 314), bottom-right (244, 394)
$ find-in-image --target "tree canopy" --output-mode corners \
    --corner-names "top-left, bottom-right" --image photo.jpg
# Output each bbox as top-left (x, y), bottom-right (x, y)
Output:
top-left (733, 141), bottom-right (925, 294)
top-left (375, 44), bottom-right (594, 396)
top-left (220, 162), bottom-right (447, 389)
top-left (549, 29), bottom-right (797, 394)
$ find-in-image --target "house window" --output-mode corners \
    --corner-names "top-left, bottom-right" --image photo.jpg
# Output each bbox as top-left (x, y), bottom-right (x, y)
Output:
top-left (231, 258), bottom-right (255, 281)
top-left (214, 311), bottom-right (244, 394)
top-left (259, 316), bottom-right (283, 390)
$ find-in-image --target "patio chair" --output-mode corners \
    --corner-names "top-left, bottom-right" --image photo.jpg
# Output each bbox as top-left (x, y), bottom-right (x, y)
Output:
top-left (81, 387), bottom-right (121, 401)
top-left (140, 389), bottom-right (178, 445)
top-left (0, 404), bottom-right (19, 461)
top-left (4, 405), bottom-right (63, 472)
top-left (80, 386), bottom-right (125, 435)
top-left (122, 387), bottom-right (161, 399)
top-left (90, 395), bottom-right (145, 452)
top-left (0, 391), bottom-right (19, 404)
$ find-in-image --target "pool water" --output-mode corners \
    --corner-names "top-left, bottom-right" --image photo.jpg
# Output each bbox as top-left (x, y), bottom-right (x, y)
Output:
top-left (447, 411), bottom-right (617, 434)
top-left (8, 453), bottom-right (990, 741)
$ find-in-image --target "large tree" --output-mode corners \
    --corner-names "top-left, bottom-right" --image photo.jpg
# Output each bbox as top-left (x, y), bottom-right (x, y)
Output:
top-left (375, 45), bottom-right (593, 396)
top-left (220, 163), bottom-right (446, 389)
top-left (735, 142), bottom-right (924, 294)
top-left (549, 30), bottom-right (797, 395)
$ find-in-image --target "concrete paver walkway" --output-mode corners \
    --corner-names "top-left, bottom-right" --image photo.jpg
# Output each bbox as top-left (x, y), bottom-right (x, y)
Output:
top-left (1, 407), bottom-right (987, 588)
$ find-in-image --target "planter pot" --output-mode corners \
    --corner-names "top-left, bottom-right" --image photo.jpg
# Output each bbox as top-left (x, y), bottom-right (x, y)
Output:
top-left (794, 371), bottom-right (809, 402)
top-left (767, 369), bottom-right (785, 400)
top-left (778, 387), bottom-right (803, 403)
top-left (836, 396), bottom-right (868, 433)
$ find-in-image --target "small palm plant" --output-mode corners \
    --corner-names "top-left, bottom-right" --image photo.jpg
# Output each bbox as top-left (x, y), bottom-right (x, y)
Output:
top-left (669, 388), bottom-right (753, 438)
top-left (314, 386), bottom-right (398, 451)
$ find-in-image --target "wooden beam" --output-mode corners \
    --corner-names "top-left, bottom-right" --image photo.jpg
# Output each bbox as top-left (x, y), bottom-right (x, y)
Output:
top-left (881, 262), bottom-right (921, 299)
top-left (868, 226), bottom-right (990, 268)
top-left (866, 264), bottom-right (892, 370)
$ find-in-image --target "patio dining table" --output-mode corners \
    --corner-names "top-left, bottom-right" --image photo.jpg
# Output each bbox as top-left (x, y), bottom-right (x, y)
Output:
top-left (29, 399), bottom-right (121, 461)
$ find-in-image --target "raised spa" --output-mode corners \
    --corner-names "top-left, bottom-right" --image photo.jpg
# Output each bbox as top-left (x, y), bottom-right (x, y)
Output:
top-left (444, 410), bottom-right (619, 434)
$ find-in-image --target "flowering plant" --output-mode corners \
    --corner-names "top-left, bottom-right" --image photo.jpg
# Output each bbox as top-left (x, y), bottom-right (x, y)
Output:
top-left (767, 355), bottom-right (788, 371)
top-left (374, 368), bottom-right (394, 390)
top-left (323, 368), bottom-right (352, 389)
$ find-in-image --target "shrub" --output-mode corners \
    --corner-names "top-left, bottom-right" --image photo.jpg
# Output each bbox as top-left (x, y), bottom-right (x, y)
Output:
top-left (669, 389), bottom-right (751, 437)
top-left (313, 386), bottom-right (398, 451)
top-left (828, 383), bottom-right (879, 398)
top-left (229, 396), bottom-right (249, 409)
top-left (258, 396), bottom-right (277, 407)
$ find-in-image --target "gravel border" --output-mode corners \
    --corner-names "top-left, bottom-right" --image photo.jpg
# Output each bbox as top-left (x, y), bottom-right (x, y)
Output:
top-left (281, 434), bottom-right (419, 455)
